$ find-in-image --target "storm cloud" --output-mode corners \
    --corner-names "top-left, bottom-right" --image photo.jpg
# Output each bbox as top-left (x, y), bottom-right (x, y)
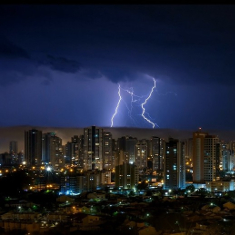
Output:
top-left (39, 55), bottom-right (81, 73)
top-left (0, 5), bottom-right (235, 130)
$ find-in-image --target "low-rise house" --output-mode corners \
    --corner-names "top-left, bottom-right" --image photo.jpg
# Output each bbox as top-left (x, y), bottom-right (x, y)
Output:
top-left (79, 206), bottom-right (90, 214)
top-left (2, 220), bottom-right (40, 233)
top-left (4, 199), bottom-right (37, 208)
top-left (71, 213), bottom-right (104, 231)
top-left (195, 222), bottom-right (208, 230)
top-left (1, 211), bottom-right (41, 221)
top-left (223, 201), bottom-right (235, 210)
top-left (46, 213), bottom-right (69, 222)
top-left (56, 195), bottom-right (75, 203)
top-left (206, 180), bottom-right (235, 192)
top-left (87, 192), bottom-right (106, 200)
top-left (121, 219), bottom-right (158, 235)
top-left (201, 204), bottom-right (221, 213)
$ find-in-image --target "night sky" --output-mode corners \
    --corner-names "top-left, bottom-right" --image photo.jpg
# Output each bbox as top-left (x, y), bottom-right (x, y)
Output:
top-left (1, 5), bottom-right (235, 130)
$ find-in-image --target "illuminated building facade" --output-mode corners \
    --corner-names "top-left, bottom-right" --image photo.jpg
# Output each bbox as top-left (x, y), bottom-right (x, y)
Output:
top-left (192, 129), bottom-right (208, 183)
top-left (9, 141), bottom-right (18, 155)
top-left (102, 132), bottom-right (113, 170)
top-left (115, 163), bottom-right (139, 190)
top-left (9, 141), bottom-right (18, 164)
top-left (42, 132), bottom-right (64, 168)
top-left (24, 129), bottom-right (42, 166)
top-left (193, 129), bottom-right (220, 183)
top-left (163, 138), bottom-right (185, 190)
top-left (65, 135), bottom-right (84, 167)
top-left (204, 135), bottom-right (220, 182)
top-left (135, 139), bottom-right (149, 173)
top-left (206, 180), bottom-right (235, 192)
top-left (221, 143), bottom-right (233, 172)
top-left (150, 136), bottom-right (164, 172)
top-left (83, 126), bottom-right (103, 170)
top-left (116, 136), bottom-right (137, 165)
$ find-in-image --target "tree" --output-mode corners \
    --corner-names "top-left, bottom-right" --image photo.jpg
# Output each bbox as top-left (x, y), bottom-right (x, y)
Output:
top-left (136, 180), bottom-right (148, 191)
top-left (197, 188), bottom-right (208, 198)
top-left (145, 190), bottom-right (153, 196)
top-left (0, 170), bottom-right (32, 196)
top-left (185, 184), bottom-right (195, 193)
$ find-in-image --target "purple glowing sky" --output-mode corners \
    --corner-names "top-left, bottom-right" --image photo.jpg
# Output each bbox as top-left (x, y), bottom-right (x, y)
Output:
top-left (0, 5), bottom-right (235, 130)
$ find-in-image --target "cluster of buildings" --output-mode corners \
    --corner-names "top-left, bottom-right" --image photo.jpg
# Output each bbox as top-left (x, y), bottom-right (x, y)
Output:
top-left (1, 126), bottom-right (235, 194)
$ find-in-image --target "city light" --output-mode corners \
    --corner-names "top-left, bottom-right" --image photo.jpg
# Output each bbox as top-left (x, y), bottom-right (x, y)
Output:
top-left (46, 166), bottom-right (51, 171)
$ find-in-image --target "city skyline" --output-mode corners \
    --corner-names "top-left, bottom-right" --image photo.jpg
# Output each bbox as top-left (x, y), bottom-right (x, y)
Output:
top-left (1, 5), bottom-right (235, 129)
top-left (1, 125), bottom-right (235, 154)
top-left (1, 126), bottom-right (235, 191)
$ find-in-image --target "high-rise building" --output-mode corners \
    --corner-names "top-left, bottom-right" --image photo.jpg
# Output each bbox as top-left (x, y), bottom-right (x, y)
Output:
top-left (65, 141), bottom-right (73, 164)
top-left (193, 129), bottom-right (221, 183)
top-left (18, 151), bottom-right (24, 165)
top-left (115, 163), bottom-right (139, 190)
top-left (126, 136), bottom-right (137, 164)
top-left (204, 135), bottom-right (220, 182)
top-left (42, 132), bottom-right (64, 168)
top-left (112, 139), bottom-right (117, 169)
top-left (116, 137), bottom-right (126, 166)
top-left (116, 136), bottom-right (137, 165)
top-left (0, 152), bottom-right (11, 166)
top-left (9, 141), bottom-right (18, 165)
top-left (135, 139), bottom-right (149, 173)
top-left (42, 133), bottom-right (50, 164)
top-left (185, 138), bottom-right (193, 159)
top-left (149, 136), bottom-right (164, 172)
top-left (100, 170), bottom-right (112, 185)
top-left (60, 171), bottom-right (83, 195)
top-left (9, 141), bottom-right (18, 155)
top-left (71, 135), bottom-right (79, 165)
top-left (82, 170), bottom-right (102, 192)
top-left (221, 143), bottom-right (233, 172)
top-left (60, 169), bottom-right (112, 194)
top-left (103, 132), bottom-right (113, 170)
top-left (192, 129), bottom-right (208, 183)
top-left (163, 138), bottom-right (185, 190)
top-left (25, 129), bottom-right (42, 166)
top-left (65, 135), bottom-right (84, 166)
top-left (83, 126), bottom-right (103, 170)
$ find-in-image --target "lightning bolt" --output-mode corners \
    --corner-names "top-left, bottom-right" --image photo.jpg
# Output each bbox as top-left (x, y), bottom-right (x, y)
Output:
top-left (141, 77), bottom-right (157, 128)
top-left (123, 87), bottom-right (143, 103)
top-left (125, 88), bottom-right (135, 122)
top-left (121, 87), bottom-right (142, 126)
top-left (111, 84), bottom-right (122, 127)
top-left (111, 76), bottom-right (159, 128)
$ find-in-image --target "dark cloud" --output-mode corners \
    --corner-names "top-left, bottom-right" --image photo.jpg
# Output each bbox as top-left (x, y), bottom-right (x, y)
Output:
top-left (39, 55), bottom-right (80, 74)
top-left (1, 5), bottom-right (235, 85)
top-left (0, 57), bottom-right (37, 86)
top-left (0, 37), bottom-right (39, 85)
top-left (0, 37), bottom-right (81, 85)
top-left (79, 69), bottom-right (103, 80)
top-left (101, 69), bottom-right (136, 83)
top-left (41, 80), bottom-right (51, 86)
top-left (1, 5), bottom-right (235, 130)
top-left (0, 37), bottom-right (29, 59)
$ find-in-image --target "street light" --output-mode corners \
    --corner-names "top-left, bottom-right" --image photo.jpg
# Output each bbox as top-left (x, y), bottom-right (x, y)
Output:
top-left (46, 166), bottom-right (51, 172)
